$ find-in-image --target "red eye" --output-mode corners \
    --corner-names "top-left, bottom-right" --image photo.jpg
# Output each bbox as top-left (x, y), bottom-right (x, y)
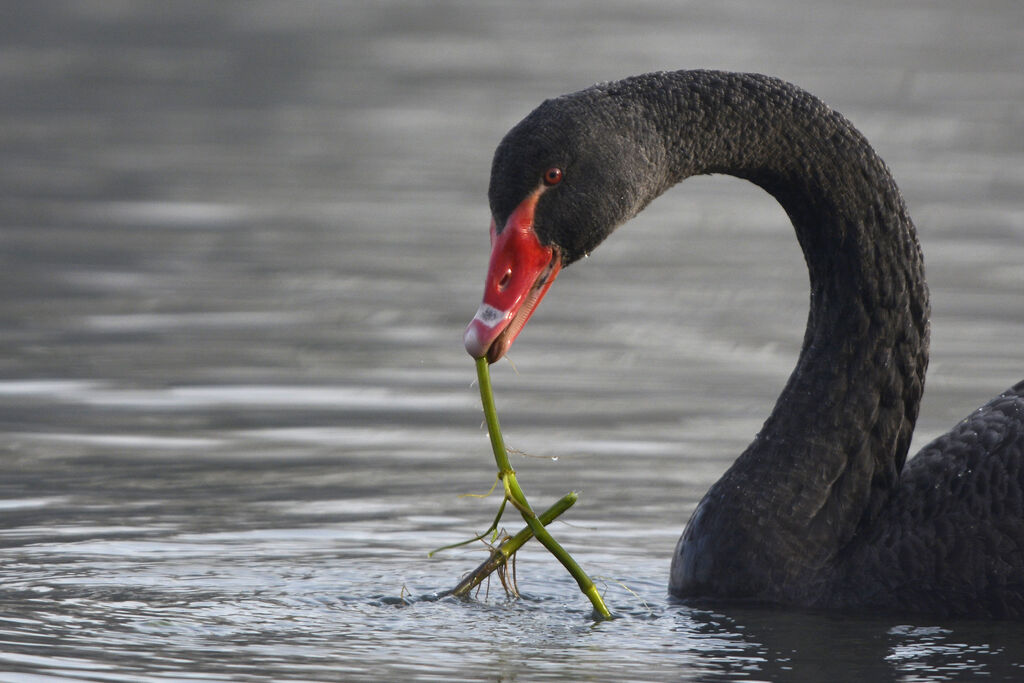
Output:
top-left (542, 167), bottom-right (563, 186)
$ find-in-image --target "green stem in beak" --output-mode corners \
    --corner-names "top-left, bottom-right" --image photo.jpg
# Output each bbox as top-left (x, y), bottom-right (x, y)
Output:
top-left (473, 356), bottom-right (612, 619)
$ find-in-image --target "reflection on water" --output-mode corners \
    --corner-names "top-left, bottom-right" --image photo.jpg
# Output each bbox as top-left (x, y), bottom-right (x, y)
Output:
top-left (2, 1), bottom-right (1024, 680)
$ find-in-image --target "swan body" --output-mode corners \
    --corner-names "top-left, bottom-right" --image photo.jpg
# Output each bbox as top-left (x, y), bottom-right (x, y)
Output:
top-left (464, 70), bottom-right (1024, 618)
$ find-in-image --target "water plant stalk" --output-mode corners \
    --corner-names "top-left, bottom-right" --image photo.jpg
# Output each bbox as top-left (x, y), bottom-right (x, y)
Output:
top-left (474, 356), bottom-right (612, 619)
top-left (450, 491), bottom-right (578, 597)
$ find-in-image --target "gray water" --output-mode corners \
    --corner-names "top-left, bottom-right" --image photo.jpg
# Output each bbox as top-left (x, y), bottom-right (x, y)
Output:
top-left (2, 1), bottom-right (1024, 681)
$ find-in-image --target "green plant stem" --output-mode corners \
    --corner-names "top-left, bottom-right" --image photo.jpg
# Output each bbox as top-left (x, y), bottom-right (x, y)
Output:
top-left (429, 495), bottom-right (508, 557)
top-left (450, 491), bottom-right (578, 597)
top-left (474, 356), bottom-right (612, 619)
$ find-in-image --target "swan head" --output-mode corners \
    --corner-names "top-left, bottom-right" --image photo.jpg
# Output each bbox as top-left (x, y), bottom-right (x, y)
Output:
top-left (465, 85), bottom-right (671, 363)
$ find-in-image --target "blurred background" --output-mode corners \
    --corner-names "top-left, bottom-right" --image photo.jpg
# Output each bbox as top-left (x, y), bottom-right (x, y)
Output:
top-left (1, 1), bottom-right (1022, 680)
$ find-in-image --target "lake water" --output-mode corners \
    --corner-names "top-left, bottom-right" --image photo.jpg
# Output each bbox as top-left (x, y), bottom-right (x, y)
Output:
top-left (2, 1), bottom-right (1024, 680)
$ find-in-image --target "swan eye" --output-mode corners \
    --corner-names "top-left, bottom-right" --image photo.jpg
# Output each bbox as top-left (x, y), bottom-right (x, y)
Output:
top-left (542, 167), bottom-right (563, 186)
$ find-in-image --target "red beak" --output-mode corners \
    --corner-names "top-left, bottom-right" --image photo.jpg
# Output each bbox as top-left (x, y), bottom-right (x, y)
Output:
top-left (464, 192), bottom-right (562, 363)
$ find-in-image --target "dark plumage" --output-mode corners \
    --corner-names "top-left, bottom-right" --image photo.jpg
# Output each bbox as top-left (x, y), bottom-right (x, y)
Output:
top-left (480, 70), bottom-right (1024, 618)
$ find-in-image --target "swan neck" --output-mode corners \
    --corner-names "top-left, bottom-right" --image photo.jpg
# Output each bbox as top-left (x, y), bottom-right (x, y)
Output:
top-left (658, 72), bottom-right (931, 599)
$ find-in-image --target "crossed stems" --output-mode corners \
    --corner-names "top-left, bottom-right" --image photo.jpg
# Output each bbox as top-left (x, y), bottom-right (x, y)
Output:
top-left (440, 357), bottom-right (612, 619)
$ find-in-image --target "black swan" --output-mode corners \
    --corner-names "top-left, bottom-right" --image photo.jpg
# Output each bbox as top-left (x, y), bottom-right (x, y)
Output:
top-left (463, 70), bottom-right (1024, 619)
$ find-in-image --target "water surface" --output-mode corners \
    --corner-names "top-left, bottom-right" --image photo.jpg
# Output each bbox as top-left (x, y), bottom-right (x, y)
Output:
top-left (2, 1), bottom-right (1024, 680)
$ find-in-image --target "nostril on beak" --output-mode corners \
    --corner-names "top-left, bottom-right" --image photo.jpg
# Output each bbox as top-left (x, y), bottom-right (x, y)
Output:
top-left (497, 268), bottom-right (512, 291)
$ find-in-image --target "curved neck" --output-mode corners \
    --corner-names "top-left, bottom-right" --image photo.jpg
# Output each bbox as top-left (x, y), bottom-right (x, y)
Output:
top-left (648, 72), bottom-right (931, 596)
